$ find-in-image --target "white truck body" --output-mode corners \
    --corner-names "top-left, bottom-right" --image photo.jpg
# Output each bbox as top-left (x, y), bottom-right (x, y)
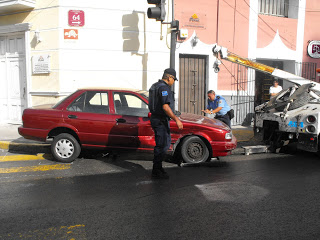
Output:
top-left (212, 44), bottom-right (320, 152)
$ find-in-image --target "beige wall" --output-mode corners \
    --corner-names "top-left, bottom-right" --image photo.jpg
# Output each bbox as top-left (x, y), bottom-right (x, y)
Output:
top-left (0, 0), bottom-right (173, 107)
top-left (0, 0), bottom-right (60, 106)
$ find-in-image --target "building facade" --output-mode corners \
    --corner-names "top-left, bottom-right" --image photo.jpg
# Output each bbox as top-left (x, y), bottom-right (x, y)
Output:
top-left (0, 0), bottom-right (319, 125)
top-left (0, 0), bottom-right (172, 123)
top-left (174, 0), bottom-right (320, 125)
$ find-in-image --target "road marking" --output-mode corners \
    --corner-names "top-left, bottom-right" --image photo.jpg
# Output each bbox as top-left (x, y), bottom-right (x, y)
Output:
top-left (0, 224), bottom-right (86, 239)
top-left (0, 154), bottom-right (50, 162)
top-left (0, 141), bottom-right (10, 150)
top-left (0, 164), bottom-right (71, 174)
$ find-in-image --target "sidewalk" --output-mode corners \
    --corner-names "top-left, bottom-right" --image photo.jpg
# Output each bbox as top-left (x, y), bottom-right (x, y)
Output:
top-left (0, 123), bottom-right (255, 154)
top-left (0, 123), bottom-right (50, 152)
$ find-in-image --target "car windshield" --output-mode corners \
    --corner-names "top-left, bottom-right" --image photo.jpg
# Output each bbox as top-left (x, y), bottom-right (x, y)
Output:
top-left (52, 91), bottom-right (78, 109)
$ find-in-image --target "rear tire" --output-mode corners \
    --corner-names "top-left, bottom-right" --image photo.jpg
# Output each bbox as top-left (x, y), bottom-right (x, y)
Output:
top-left (51, 133), bottom-right (81, 163)
top-left (181, 136), bottom-right (209, 164)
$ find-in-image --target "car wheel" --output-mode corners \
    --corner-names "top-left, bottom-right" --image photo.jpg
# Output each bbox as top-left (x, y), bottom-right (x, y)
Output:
top-left (51, 133), bottom-right (81, 163)
top-left (181, 136), bottom-right (209, 164)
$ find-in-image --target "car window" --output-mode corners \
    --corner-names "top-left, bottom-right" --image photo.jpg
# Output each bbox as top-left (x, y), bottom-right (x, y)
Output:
top-left (89, 92), bottom-right (108, 106)
top-left (67, 92), bottom-right (86, 112)
top-left (53, 90), bottom-right (78, 109)
top-left (113, 92), bottom-right (148, 117)
top-left (67, 91), bottom-right (109, 114)
top-left (84, 92), bottom-right (109, 114)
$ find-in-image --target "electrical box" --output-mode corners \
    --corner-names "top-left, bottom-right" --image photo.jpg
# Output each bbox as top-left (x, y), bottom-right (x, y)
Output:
top-left (179, 29), bottom-right (188, 39)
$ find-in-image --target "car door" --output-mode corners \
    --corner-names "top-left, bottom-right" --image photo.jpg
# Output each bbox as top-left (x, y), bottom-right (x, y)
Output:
top-left (63, 90), bottom-right (117, 147)
top-left (107, 91), bottom-right (154, 150)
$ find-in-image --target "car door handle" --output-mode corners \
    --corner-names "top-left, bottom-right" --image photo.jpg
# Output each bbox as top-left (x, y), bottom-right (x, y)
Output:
top-left (68, 115), bottom-right (78, 119)
top-left (116, 118), bottom-right (126, 123)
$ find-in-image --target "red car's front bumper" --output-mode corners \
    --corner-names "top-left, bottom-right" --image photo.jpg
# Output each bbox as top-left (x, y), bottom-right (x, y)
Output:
top-left (210, 135), bottom-right (237, 157)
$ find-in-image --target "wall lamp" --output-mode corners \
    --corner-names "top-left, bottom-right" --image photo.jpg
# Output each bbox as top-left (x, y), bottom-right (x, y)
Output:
top-left (34, 29), bottom-right (43, 43)
top-left (191, 34), bottom-right (199, 47)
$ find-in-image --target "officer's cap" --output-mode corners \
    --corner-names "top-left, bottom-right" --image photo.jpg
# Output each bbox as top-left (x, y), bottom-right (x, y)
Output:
top-left (164, 68), bottom-right (178, 81)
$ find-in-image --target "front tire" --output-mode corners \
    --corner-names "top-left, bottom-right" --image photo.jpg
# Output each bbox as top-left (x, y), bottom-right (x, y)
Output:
top-left (51, 133), bottom-right (81, 163)
top-left (181, 136), bottom-right (209, 164)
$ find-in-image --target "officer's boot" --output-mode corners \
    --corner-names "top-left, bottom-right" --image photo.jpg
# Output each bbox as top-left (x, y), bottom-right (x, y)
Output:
top-left (152, 162), bottom-right (169, 180)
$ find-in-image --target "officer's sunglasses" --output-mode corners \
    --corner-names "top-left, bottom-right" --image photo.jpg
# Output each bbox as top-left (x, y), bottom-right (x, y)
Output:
top-left (170, 75), bottom-right (177, 81)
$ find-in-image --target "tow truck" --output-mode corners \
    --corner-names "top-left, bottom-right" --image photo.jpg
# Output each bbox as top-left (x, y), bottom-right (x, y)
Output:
top-left (212, 44), bottom-right (320, 154)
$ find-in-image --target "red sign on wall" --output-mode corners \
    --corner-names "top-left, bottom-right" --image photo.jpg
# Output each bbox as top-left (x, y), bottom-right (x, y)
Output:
top-left (68, 10), bottom-right (85, 27)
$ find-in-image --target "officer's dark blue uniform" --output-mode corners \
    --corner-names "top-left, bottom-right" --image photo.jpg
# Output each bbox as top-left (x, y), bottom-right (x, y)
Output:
top-left (207, 95), bottom-right (231, 127)
top-left (148, 79), bottom-right (174, 171)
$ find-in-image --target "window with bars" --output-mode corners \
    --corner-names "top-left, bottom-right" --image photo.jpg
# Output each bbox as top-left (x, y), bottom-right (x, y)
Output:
top-left (259, 0), bottom-right (289, 17)
top-left (295, 62), bottom-right (318, 82)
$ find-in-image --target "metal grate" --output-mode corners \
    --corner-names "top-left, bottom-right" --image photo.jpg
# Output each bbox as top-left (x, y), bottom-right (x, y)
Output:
top-left (259, 0), bottom-right (289, 18)
top-left (295, 62), bottom-right (318, 82)
top-left (230, 63), bottom-right (255, 126)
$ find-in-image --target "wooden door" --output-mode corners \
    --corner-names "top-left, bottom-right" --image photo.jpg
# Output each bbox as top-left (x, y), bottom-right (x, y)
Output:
top-left (179, 54), bottom-right (207, 115)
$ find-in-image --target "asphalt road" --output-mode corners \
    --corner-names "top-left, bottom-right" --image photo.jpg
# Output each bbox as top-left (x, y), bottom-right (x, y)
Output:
top-left (0, 149), bottom-right (320, 240)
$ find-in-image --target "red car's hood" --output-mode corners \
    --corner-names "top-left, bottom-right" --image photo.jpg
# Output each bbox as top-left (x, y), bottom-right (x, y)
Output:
top-left (179, 113), bottom-right (230, 131)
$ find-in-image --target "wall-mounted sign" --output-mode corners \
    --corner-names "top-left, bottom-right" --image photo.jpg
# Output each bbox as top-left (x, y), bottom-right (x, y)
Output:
top-left (68, 10), bottom-right (85, 27)
top-left (178, 12), bottom-right (207, 30)
top-left (64, 29), bottom-right (78, 39)
top-left (32, 55), bottom-right (50, 74)
top-left (307, 40), bottom-right (320, 58)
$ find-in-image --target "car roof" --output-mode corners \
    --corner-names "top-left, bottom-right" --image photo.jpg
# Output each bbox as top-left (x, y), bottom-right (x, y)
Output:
top-left (78, 87), bottom-right (142, 92)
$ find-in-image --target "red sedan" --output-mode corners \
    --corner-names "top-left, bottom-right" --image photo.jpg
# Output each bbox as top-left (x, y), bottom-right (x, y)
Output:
top-left (19, 88), bottom-right (237, 163)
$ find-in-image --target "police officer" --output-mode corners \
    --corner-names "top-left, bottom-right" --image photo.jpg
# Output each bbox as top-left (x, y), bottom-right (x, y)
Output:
top-left (202, 90), bottom-right (231, 128)
top-left (148, 68), bottom-right (183, 179)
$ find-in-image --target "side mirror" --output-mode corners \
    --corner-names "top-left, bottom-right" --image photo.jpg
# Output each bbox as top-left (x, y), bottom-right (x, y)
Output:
top-left (148, 112), bottom-right (152, 118)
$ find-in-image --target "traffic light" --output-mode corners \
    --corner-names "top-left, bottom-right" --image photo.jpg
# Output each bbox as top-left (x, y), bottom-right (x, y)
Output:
top-left (122, 12), bottom-right (140, 53)
top-left (147, 0), bottom-right (166, 22)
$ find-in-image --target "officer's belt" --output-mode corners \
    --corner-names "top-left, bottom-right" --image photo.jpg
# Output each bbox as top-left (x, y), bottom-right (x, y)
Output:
top-left (151, 114), bottom-right (169, 120)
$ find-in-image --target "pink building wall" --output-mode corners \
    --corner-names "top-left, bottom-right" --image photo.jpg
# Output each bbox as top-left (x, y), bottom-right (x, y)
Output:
top-left (303, 0), bottom-right (320, 68)
top-left (257, 15), bottom-right (297, 51)
top-left (175, 0), bottom-right (320, 89)
top-left (175, 0), bottom-right (250, 91)
top-left (175, 0), bottom-right (218, 45)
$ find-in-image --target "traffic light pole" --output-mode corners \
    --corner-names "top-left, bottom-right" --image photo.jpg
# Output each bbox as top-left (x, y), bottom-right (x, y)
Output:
top-left (147, 0), bottom-right (178, 111)
top-left (169, 0), bottom-right (176, 70)
top-left (169, 0), bottom-right (177, 111)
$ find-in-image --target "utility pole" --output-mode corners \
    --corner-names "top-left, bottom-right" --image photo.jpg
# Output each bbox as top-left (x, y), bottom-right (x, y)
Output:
top-left (147, 0), bottom-right (179, 111)
top-left (169, 1), bottom-right (179, 111)
top-left (170, 0), bottom-right (176, 69)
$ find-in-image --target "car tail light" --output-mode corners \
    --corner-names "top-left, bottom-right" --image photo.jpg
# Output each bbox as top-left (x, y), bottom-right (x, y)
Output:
top-left (225, 133), bottom-right (232, 140)
top-left (306, 125), bottom-right (316, 133)
top-left (306, 115), bottom-right (316, 124)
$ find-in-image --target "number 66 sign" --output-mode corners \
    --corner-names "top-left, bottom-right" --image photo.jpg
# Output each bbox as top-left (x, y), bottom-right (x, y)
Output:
top-left (68, 10), bottom-right (85, 27)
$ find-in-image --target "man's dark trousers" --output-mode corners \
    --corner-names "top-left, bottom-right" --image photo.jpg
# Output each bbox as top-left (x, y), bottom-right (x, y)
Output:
top-left (150, 116), bottom-right (171, 169)
top-left (215, 114), bottom-right (231, 128)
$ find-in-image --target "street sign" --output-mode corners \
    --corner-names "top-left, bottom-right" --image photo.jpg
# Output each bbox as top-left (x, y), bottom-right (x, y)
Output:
top-left (308, 40), bottom-right (320, 58)
top-left (68, 10), bottom-right (85, 27)
top-left (64, 29), bottom-right (78, 40)
top-left (32, 55), bottom-right (50, 74)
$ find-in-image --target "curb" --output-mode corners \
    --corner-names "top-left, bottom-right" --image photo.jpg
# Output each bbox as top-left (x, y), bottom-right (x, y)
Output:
top-left (0, 132), bottom-right (254, 157)
top-left (0, 140), bottom-right (249, 157)
top-left (232, 129), bottom-right (254, 142)
top-left (0, 141), bottom-right (51, 153)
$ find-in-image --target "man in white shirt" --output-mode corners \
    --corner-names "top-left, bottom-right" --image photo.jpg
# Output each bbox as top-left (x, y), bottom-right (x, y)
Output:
top-left (269, 79), bottom-right (282, 97)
